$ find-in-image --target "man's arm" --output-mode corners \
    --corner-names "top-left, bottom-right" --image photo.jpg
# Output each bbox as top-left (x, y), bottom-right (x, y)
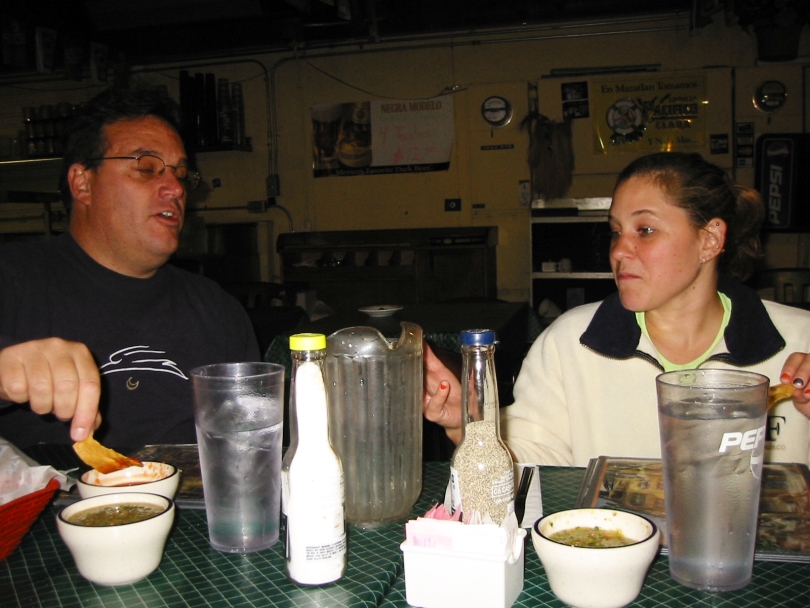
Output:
top-left (0, 338), bottom-right (102, 442)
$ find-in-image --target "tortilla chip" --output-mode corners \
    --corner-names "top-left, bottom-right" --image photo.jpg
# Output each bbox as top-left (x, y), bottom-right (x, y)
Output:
top-left (768, 383), bottom-right (796, 411)
top-left (73, 435), bottom-right (142, 474)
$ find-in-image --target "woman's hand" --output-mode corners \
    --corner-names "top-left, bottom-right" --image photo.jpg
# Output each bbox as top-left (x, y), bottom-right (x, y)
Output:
top-left (779, 352), bottom-right (810, 418)
top-left (423, 342), bottom-right (463, 445)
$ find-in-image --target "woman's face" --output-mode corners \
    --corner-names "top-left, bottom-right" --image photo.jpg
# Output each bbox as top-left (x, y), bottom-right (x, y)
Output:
top-left (609, 175), bottom-right (712, 313)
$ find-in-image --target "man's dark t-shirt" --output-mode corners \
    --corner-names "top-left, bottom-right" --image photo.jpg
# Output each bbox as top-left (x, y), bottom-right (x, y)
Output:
top-left (0, 233), bottom-right (260, 450)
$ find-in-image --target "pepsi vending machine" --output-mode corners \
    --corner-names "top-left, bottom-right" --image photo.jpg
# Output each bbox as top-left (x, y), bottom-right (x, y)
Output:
top-left (755, 134), bottom-right (810, 231)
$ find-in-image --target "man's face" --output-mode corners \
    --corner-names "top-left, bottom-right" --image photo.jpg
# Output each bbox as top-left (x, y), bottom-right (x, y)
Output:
top-left (71, 116), bottom-right (188, 278)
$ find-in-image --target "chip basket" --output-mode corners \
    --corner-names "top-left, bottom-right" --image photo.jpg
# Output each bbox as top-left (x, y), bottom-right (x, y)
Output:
top-left (0, 478), bottom-right (61, 560)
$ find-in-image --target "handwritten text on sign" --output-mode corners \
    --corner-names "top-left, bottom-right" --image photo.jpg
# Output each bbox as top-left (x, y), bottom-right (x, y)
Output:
top-left (371, 96), bottom-right (454, 167)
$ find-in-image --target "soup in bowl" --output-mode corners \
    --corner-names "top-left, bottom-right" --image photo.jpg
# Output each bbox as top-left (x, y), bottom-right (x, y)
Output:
top-left (531, 508), bottom-right (659, 608)
top-left (57, 492), bottom-right (175, 586)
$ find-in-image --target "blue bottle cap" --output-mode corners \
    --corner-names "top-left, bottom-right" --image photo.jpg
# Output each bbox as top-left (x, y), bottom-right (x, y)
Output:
top-left (460, 329), bottom-right (496, 346)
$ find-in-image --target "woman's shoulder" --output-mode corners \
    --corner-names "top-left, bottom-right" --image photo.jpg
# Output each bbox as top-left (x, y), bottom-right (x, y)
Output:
top-left (542, 301), bottom-right (604, 336)
top-left (760, 300), bottom-right (810, 354)
top-left (761, 299), bottom-right (810, 327)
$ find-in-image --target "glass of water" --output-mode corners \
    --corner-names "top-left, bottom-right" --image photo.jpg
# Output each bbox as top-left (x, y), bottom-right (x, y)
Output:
top-left (656, 368), bottom-right (768, 592)
top-left (191, 362), bottom-right (285, 553)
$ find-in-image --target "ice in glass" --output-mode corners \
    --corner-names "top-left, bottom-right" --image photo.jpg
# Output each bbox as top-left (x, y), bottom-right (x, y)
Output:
top-left (191, 362), bottom-right (285, 553)
top-left (656, 369), bottom-right (768, 592)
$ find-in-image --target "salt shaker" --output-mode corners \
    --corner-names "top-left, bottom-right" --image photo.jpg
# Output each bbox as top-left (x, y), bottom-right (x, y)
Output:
top-left (282, 333), bottom-right (347, 585)
top-left (450, 329), bottom-right (515, 524)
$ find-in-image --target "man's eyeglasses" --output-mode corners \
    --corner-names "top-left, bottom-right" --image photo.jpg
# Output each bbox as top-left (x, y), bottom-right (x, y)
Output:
top-left (88, 154), bottom-right (201, 190)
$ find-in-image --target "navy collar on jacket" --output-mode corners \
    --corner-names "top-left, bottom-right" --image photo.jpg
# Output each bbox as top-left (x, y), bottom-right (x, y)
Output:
top-left (580, 274), bottom-right (785, 366)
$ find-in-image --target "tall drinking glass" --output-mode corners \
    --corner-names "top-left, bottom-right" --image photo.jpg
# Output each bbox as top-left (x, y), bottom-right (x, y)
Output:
top-left (191, 362), bottom-right (285, 553)
top-left (656, 369), bottom-right (768, 591)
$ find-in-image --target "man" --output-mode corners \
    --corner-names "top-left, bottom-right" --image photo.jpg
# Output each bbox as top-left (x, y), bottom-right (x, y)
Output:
top-left (0, 86), bottom-right (260, 449)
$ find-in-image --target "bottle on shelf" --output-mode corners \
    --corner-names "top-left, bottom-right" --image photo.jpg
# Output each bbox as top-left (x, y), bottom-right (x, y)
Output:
top-left (217, 78), bottom-right (233, 145)
top-left (450, 329), bottom-right (515, 525)
top-left (204, 73), bottom-right (218, 146)
top-left (178, 70), bottom-right (197, 149)
top-left (193, 73), bottom-right (207, 147)
top-left (281, 333), bottom-right (347, 586)
top-left (231, 82), bottom-right (246, 146)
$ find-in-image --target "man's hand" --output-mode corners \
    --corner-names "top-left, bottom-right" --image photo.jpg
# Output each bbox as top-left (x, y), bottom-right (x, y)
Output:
top-left (0, 338), bottom-right (101, 441)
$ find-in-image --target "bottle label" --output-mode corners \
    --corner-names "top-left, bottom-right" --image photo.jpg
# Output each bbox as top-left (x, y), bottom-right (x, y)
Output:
top-left (281, 468), bottom-right (290, 515)
top-left (306, 536), bottom-right (347, 561)
top-left (337, 143), bottom-right (371, 168)
top-left (449, 466), bottom-right (462, 513)
top-left (350, 103), bottom-right (370, 124)
top-left (492, 470), bottom-right (515, 504)
top-left (286, 461), bottom-right (346, 583)
top-left (483, 398), bottom-right (499, 413)
top-left (282, 510), bottom-right (290, 560)
top-left (286, 503), bottom-right (346, 583)
top-left (281, 467), bottom-right (290, 559)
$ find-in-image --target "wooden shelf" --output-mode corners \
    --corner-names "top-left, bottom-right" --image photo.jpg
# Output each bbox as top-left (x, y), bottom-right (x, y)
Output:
top-left (530, 209), bottom-right (615, 310)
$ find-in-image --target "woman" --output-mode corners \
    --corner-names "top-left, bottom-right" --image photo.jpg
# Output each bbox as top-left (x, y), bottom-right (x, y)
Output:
top-left (424, 152), bottom-right (810, 466)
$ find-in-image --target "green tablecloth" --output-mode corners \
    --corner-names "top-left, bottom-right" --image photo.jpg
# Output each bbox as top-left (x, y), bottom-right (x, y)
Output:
top-left (3, 462), bottom-right (809, 607)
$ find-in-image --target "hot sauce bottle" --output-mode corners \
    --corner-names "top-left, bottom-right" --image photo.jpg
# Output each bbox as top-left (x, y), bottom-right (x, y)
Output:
top-left (282, 333), bottom-right (347, 585)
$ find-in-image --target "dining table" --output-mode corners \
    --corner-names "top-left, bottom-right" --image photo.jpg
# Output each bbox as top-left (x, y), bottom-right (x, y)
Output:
top-left (3, 453), bottom-right (809, 607)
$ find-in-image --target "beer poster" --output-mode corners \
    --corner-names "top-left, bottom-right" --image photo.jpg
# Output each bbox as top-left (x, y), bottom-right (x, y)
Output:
top-left (311, 96), bottom-right (454, 177)
top-left (591, 72), bottom-right (707, 155)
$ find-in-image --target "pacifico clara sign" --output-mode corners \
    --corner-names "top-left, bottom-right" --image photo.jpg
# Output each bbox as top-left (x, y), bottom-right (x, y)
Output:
top-left (591, 72), bottom-right (707, 155)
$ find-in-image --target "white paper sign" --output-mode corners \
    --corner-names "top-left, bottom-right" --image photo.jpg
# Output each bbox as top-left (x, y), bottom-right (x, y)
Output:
top-left (371, 96), bottom-right (455, 167)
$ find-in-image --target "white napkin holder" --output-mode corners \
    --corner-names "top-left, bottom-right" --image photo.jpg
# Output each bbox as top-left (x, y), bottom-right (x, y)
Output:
top-left (400, 524), bottom-right (526, 608)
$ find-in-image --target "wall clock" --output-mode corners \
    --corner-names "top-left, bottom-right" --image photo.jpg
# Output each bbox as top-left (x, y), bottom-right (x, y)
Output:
top-left (481, 96), bottom-right (512, 127)
top-left (753, 81), bottom-right (787, 114)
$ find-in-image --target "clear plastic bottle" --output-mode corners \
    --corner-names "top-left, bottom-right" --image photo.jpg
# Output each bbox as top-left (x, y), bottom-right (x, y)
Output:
top-left (281, 333), bottom-right (347, 585)
top-left (450, 329), bottom-right (514, 524)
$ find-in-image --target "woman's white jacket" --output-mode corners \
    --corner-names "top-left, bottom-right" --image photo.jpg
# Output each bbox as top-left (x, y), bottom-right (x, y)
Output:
top-left (501, 275), bottom-right (810, 467)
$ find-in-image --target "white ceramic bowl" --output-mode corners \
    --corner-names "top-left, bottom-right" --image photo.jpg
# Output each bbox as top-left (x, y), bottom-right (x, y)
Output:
top-left (532, 508), bottom-right (660, 608)
top-left (77, 462), bottom-right (180, 500)
top-left (57, 492), bottom-right (175, 586)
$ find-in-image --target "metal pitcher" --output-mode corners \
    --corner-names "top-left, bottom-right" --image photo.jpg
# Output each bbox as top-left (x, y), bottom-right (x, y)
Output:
top-left (325, 322), bottom-right (423, 527)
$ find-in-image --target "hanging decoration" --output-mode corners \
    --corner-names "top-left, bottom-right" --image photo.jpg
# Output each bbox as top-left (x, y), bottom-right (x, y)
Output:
top-left (520, 110), bottom-right (574, 202)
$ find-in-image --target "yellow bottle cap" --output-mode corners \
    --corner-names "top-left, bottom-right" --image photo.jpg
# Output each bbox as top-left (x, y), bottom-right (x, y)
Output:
top-left (289, 333), bottom-right (326, 351)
